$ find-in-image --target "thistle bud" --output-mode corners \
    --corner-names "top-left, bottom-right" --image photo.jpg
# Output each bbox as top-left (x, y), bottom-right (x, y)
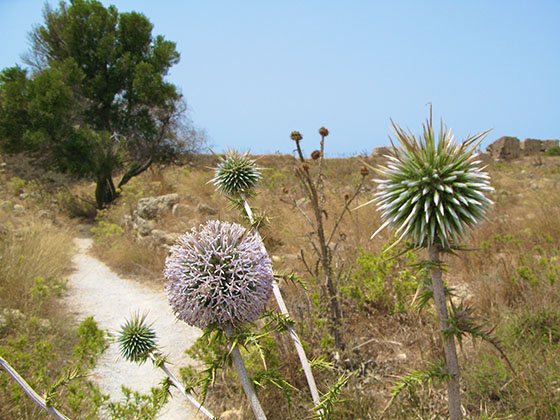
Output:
top-left (360, 166), bottom-right (369, 176)
top-left (319, 127), bottom-right (329, 137)
top-left (290, 131), bottom-right (303, 142)
top-left (344, 193), bottom-right (350, 201)
top-left (302, 162), bottom-right (310, 172)
top-left (311, 150), bottom-right (321, 160)
top-left (118, 313), bottom-right (158, 364)
top-left (282, 186), bottom-right (289, 194)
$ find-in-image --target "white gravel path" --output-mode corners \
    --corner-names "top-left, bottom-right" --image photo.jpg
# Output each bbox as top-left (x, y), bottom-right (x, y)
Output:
top-left (64, 237), bottom-right (205, 419)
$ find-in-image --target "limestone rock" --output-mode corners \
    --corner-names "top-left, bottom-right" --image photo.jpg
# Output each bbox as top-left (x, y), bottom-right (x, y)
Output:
top-left (172, 203), bottom-right (192, 217)
top-left (486, 136), bottom-right (520, 160)
top-left (135, 193), bottom-right (180, 220)
top-left (520, 138), bottom-right (542, 155)
top-left (195, 203), bottom-right (217, 215)
top-left (150, 229), bottom-right (179, 246)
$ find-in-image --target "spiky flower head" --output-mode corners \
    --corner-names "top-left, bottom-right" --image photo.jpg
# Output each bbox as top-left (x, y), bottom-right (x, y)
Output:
top-left (370, 112), bottom-right (493, 249)
top-left (318, 127), bottom-right (329, 137)
top-left (118, 313), bottom-right (158, 364)
top-left (211, 149), bottom-right (261, 197)
top-left (164, 220), bottom-right (274, 330)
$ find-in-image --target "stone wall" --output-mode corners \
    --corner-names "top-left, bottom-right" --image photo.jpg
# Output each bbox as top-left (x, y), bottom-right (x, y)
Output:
top-left (486, 137), bottom-right (559, 160)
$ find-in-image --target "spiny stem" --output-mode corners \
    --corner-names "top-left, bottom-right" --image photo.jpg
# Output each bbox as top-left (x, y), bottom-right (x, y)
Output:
top-left (428, 245), bottom-right (462, 420)
top-left (148, 354), bottom-right (216, 419)
top-left (240, 193), bottom-right (321, 406)
top-left (224, 323), bottom-right (268, 420)
top-left (0, 356), bottom-right (71, 420)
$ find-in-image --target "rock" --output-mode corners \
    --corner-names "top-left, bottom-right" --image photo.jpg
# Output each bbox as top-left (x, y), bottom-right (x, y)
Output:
top-left (172, 203), bottom-right (192, 217)
top-left (38, 209), bottom-right (55, 221)
top-left (520, 138), bottom-right (542, 155)
top-left (150, 229), bottom-right (179, 246)
top-left (133, 218), bottom-right (155, 236)
top-left (372, 146), bottom-right (392, 157)
top-left (541, 139), bottom-right (560, 152)
top-left (196, 203), bottom-right (217, 215)
top-left (13, 204), bottom-right (25, 215)
top-left (486, 136), bottom-right (520, 160)
top-left (135, 193), bottom-right (180, 220)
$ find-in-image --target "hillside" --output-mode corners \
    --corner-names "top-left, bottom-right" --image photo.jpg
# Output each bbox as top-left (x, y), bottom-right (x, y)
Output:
top-left (1, 150), bottom-right (560, 419)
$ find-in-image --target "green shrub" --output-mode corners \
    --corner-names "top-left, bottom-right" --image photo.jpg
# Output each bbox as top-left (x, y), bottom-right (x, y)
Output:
top-left (545, 147), bottom-right (560, 156)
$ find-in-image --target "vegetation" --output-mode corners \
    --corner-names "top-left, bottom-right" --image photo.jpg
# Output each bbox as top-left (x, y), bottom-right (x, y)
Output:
top-left (0, 0), bottom-right (204, 209)
top-left (1, 1), bottom-right (559, 419)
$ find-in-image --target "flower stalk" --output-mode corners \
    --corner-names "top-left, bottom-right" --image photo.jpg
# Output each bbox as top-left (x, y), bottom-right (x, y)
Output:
top-left (367, 107), bottom-right (493, 420)
top-left (0, 356), bottom-right (71, 420)
top-left (212, 149), bottom-right (321, 407)
top-left (224, 323), bottom-right (268, 420)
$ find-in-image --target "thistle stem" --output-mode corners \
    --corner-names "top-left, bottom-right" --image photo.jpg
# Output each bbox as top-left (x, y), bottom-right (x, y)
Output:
top-left (148, 354), bottom-right (216, 419)
top-left (240, 193), bottom-right (321, 406)
top-left (224, 323), bottom-right (268, 420)
top-left (428, 245), bottom-right (462, 420)
top-left (0, 356), bottom-right (71, 420)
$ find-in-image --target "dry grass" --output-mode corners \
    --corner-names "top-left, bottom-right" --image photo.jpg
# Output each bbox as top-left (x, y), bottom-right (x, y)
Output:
top-left (86, 153), bottom-right (560, 419)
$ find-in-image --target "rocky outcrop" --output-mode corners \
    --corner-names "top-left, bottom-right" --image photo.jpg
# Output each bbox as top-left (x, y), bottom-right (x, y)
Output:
top-left (486, 137), bottom-right (559, 160)
top-left (135, 194), bottom-right (180, 220)
top-left (486, 136), bottom-right (521, 160)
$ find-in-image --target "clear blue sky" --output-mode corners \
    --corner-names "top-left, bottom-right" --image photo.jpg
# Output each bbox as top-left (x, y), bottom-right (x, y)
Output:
top-left (1, 0), bottom-right (559, 156)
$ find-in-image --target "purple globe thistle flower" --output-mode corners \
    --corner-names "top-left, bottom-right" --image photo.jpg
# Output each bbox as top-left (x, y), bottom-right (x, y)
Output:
top-left (164, 220), bottom-right (274, 330)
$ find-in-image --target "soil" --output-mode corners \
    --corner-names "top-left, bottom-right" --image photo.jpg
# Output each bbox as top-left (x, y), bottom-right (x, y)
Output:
top-left (63, 235), bottom-right (206, 419)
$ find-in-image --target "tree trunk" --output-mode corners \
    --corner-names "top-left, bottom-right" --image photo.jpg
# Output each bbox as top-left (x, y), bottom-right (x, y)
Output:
top-left (428, 245), bottom-right (462, 420)
top-left (95, 174), bottom-right (117, 209)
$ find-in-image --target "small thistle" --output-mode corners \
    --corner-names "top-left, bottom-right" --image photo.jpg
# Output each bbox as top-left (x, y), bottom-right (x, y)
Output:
top-left (360, 166), bottom-right (369, 177)
top-left (290, 131), bottom-right (303, 142)
top-left (318, 127), bottom-right (329, 137)
top-left (370, 113), bottom-right (493, 249)
top-left (282, 186), bottom-right (289, 194)
top-left (302, 162), bottom-right (310, 172)
top-left (118, 313), bottom-right (158, 364)
top-left (165, 221), bottom-right (274, 330)
top-left (211, 149), bottom-right (261, 197)
top-left (311, 150), bottom-right (321, 160)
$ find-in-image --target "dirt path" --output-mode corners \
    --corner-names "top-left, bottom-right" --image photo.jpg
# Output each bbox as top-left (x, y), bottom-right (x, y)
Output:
top-left (64, 237), bottom-right (204, 419)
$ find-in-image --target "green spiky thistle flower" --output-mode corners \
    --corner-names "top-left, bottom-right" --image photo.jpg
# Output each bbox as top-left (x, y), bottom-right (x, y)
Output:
top-left (118, 313), bottom-right (158, 364)
top-left (369, 113), bottom-right (493, 249)
top-left (211, 149), bottom-right (261, 197)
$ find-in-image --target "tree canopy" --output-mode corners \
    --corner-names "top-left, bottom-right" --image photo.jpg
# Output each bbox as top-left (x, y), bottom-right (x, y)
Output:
top-left (0, 0), bottom-right (202, 208)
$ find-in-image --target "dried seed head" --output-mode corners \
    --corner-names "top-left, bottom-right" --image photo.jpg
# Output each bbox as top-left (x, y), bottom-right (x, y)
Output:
top-left (344, 193), bottom-right (350, 201)
top-left (290, 131), bottom-right (303, 142)
top-left (360, 166), bottom-right (369, 176)
top-left (282, 186), bottom-right (289, 194)
top-left (319, 127), bottom-right (329, 137)
top-left (311, 150), bottom-right (321, 160)
top-left (165, 221), bottom-right (274, 330)
top-left (302, 162), bottom-right (310, 172)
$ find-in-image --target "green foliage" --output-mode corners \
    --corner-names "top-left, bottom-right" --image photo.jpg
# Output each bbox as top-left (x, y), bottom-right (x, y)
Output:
top-left (30, 276), bottom-right (67, 304)
top-left (104, 383), bottom-right (170, 420)
top-left (545, 147), bottom-right (560, 156)
top-left (343, 246), bottom-right (420, 313)
top-left (73, 316), bottom-right (108, 369)
top-left (0, 0), bottom-right (202, 208)
top-left (91, 218), bottom-right (124, 245)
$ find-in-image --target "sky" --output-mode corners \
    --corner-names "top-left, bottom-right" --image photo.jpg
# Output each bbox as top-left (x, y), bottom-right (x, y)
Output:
top-left (0, 0), bottom-right (559, 156)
